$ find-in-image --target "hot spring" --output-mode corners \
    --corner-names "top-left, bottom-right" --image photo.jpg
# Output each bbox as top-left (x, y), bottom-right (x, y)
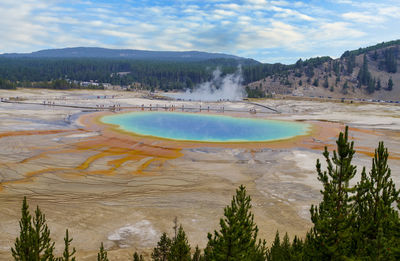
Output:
top-left (101, 112), bottom-right (310, 142)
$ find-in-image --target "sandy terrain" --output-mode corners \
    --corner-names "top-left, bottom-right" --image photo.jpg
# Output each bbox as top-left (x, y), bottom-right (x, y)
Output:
top-left (0, 88), bottom-right (399, 260)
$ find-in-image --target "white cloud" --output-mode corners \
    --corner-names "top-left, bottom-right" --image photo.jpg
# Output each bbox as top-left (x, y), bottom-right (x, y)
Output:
top-left (245, 0), bottom-right (267, 4)
top-left (342, 12), bottom-right (385, 24)
top-left (213, 9), bottom-right (236, 17)
top-left (271, 6), bottom-right (315, 21)
top-left (317, 22), bottom-right (366, 39)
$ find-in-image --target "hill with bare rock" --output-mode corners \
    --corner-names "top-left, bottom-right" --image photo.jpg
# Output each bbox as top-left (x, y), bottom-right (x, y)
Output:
top-left (246, 40), bottom-right (400, 101)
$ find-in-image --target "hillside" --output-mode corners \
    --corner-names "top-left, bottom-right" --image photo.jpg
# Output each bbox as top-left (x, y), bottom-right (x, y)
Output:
top-left (246, 40), bottom-right (400, 101)
top-left (0, 47), bottom-right (258, 63)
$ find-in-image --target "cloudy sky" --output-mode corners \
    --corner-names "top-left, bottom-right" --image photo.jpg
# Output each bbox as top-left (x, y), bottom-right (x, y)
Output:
top-left (0, 0), bottom-right (399, 63)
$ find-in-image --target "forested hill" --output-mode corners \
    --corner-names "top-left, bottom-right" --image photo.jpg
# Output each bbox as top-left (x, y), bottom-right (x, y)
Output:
top-left (0, 58), bottom-right (258, 91)
top-left (0, 47), bottom-right (258, 63)
top-left (0, 47), bottom-right (261, 91)
top-left (246, 40), bottom-right (400, 101)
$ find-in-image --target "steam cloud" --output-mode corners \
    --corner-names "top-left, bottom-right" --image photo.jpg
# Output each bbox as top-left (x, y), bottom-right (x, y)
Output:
top-left (171, 67), bottom-right (245, 102)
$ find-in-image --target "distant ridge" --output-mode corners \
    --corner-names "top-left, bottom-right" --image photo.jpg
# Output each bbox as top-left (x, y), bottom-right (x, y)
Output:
top-left (0, 47), bottom-right (259, 63)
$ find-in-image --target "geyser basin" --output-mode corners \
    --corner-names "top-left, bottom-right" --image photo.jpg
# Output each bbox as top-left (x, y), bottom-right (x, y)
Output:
top-left (101, 112), bottom-right (310, 142)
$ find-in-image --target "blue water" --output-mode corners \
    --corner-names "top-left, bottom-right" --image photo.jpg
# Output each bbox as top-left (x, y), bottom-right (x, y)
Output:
top-left (101, 112), bottom-right (310, 142)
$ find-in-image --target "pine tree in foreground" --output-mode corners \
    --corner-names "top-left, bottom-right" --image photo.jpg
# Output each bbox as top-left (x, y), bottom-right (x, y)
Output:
top-left (168, 225), bottom-right (191, 261)
top-left (354, 142), bottom-right (400, 259)
top-left (133, 251), bottom-right (144, 261)
top-left (267, 231), bottom-right (281, 261)
top-left (267, 231), bottom-right (292, 261)
top-left (204, 185), bottom-right (267, 261)
top-left (11, 196), bottom-right (55, 261)
top-left (97, 242), bottom-right (108, 261)
top-left (57, 229), bottom-right (76, 261)
top-left (192, 245), bottom-right (202, 261)
top-left (152, 232), bottom-right (172, 261)
top-left (290, 236), bottom-right (304, 260)
top-left (11, 197), bottom-right (33, 260)
top-left (308, 126), bottom-right (357, 259)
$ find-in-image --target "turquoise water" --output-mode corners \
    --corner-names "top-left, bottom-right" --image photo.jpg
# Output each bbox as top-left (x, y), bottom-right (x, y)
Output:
top-left (101, 112), bottom-right (310, 142)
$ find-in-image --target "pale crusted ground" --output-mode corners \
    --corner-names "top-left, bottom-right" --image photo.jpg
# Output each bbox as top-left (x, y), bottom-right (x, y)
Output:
top-left (0, 89), bottom-right (399, 260)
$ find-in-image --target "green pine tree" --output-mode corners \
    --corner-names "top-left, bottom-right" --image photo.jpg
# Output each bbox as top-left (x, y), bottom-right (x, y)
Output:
top-left (358, 54), bottom-right (370, 86)
top-left (281, 233), bottom-right (291, 261)
top-left (354, 142), bottom-right (400, 260)
top-left (308, 126), bottom-right (357, 259)
top-left (192, 246), bottom-right (202, 261)
top-left (31, 206), bottom-right (55, 261)
top-left (168, 225), bottom-right (191, 261)
top-left (290, 236), bottom-right (303, 260)
top-left (376, 78), bottom-right (381, 90)
top-left (12, 197), bottom-right (33, 260)
top-left (204, 185), bottom-right (267, 261)
top-left (152, 232), bottom-right (172, 261)
top-left (133, 252), bottom-right (144, 261)
top-left (312, 78), bottom-right (319, 87)
top-left (267, 231), bottom-right (282, 261)
top-left (267, 232), bottom-right (292, 261)
top-left (11, 197), bottom-right (55, 261)
top-left (367, 78), bottom-right (376, 93)
top-left (388, 77), bottom-right (393, 91)
top-left (97, 242), bottom-right (108, 261)
top-left (58, 229), bottom-right (76, 261)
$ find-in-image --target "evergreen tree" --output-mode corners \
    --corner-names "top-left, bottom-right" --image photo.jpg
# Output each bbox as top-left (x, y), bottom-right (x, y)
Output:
top-left (152, 232), bottom-right (172, 261)
top-left (388, 77), bottom-right (393, 91)
top-left (308, 126), bottom-right (357, 259)
top-left (192, 246), bottom-right (202, 261)
top-left (31, 206), bottom-right (55, 261)
top-left (168, 225), bottom-right (191, 261)
top-left (11, 197), bottom-right (55, 261)
top-left (267, 231), bottom-right (281, 261)
top-left (354, 142), bottom-right (400, 259)
top-left (0, 77), bottom-right (16, 89)
top-left (342, 81), bottom-right (349, 94)
top-left (58, 229), bottom-right (76, 261)
top-left (11, 197), bottom-right (33, 260)
top-left (267, 232), bottom-right (292, 261)
top-left (384, 47), bottom-right (398, 73)
top-left (133, 252), bottom-right (144, 261)
top-left (290, 236), bottom-right (304, 260)
top-left (97, 242), bottom-right (108, 261)
top-left (358, 54), bottom-right (370, 86)
top-left (372, 50), bottom-right (378, 60)
top-left (346, 54), bottom-right (356, 74)
top-left (204, 185), bottom-right (267, 261)
top-left (376, 78), bottom-right (381, 90)
top-left (312, 78), bottom-right (319, 87)
top-left (336, 75), bottom-right (340, 85)
top-left (367, 78), bottom-right (376, 93)
top-left (280, 233), bottom-right (291, 261)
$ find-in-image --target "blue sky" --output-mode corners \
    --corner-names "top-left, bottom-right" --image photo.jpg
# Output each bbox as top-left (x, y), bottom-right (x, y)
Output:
top-left (0, 0), bottom-right (399, 63)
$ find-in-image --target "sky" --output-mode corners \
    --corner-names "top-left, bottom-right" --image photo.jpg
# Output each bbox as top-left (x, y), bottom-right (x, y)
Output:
top-left (0, 0), bottom-right (400, 64)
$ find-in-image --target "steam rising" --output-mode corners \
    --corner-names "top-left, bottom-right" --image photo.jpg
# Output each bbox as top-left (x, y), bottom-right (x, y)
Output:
top-left (170, 67), bottom-right (245, 101)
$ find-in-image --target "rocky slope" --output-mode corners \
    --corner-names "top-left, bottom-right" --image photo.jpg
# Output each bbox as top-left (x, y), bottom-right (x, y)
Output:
top-left (247, 40), bottom-right (400, 101)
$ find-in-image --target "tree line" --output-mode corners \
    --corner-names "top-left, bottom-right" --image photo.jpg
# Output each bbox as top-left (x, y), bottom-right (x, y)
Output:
top-left (10, 127), bottom-right (400, 260)
top-left (0, 58), bottom-right (245, 91)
